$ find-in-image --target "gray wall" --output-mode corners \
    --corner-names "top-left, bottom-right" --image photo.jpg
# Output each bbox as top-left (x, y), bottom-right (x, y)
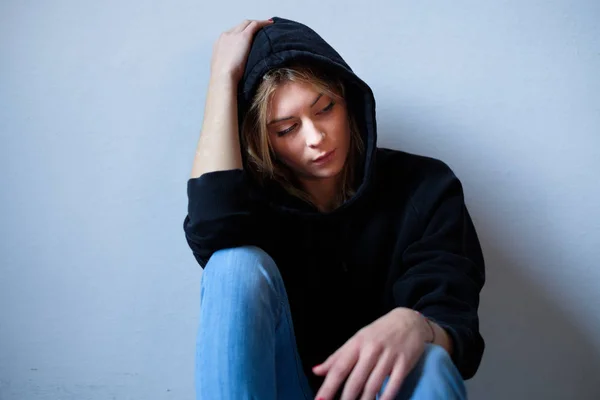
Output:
top-left (1, 1), bottom-right (599, 399)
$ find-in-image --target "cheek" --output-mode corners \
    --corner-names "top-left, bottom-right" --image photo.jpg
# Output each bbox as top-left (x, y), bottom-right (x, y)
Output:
top-left (331, 116), bottom-right (351, 145)
top-left (330, 109), bottom-right (350, 135)
top-left (272, 139), bottom-right (304, 165)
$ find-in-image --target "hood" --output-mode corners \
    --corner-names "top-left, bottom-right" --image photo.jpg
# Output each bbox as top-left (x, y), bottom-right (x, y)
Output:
top-left (237, 16), bottom-right (377, 216)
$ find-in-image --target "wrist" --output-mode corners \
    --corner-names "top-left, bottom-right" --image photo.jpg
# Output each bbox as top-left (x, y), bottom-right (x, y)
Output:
top-left (414, 311), bottom-right (435, 343)
top-left (420, 316), bottom-right (454, 356)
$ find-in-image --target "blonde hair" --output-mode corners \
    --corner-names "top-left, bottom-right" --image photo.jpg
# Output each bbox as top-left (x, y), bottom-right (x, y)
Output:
top-left (240, 63), bottom-right (364, 209)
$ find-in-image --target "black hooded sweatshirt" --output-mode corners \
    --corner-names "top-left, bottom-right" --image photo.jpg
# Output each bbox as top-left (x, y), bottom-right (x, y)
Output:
top-left (183, 16), bottom-right (485, 395)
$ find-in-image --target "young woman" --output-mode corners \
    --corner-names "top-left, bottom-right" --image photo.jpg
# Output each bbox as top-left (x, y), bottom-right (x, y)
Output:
top-left (184, 17), bottom-right (485, 400)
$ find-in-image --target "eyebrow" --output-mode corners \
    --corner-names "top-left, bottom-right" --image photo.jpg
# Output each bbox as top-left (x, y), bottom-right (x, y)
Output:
top-left (267, 93), bottom-right (323, 125)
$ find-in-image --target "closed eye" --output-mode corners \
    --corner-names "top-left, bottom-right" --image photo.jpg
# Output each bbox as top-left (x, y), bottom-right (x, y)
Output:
top-left (319, 101), bottom-right (335, 113)
top-left (275, 101), bottom-right (336, 137)
top-left (277, 124), bottom-right (297, 137)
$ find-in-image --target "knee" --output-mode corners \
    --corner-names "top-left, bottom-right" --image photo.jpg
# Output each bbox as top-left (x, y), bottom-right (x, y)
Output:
top-left (422, 343), bottom-right (455, 371)
top-left (202, 246), bottom-right (280, 290)
top-left (207, 245), bottom-right (276, 271)
top-left (418, 344), bottom-right (465, 395)
top-left (377, 346), bottom-right (464, 400)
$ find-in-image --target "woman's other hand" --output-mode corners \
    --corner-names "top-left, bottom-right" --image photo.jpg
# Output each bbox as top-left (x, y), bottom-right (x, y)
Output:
top-left (312, 307), bottom-right (433, 400)
top-left (210, 19), bottom-right (274, 83)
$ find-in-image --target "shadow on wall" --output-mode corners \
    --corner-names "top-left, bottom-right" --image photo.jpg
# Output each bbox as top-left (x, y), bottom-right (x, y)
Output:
top-left (377, 115), bottom-right (600, 400)
top-left (467, 242), bottom-right (600, 400)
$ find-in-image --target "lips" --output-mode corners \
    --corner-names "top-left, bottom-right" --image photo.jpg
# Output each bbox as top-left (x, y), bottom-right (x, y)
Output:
top-left (313, 149), bottom-right (336, 163)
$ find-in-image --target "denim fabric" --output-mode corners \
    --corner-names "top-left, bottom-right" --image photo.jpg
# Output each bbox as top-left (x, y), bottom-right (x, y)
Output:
top-left (195, 246), bottom-right (466, 400)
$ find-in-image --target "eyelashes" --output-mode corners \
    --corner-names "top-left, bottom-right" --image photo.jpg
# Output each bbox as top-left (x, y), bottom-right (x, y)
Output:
top-left (321, 101), bottom-right (335, 112)
top-left (276, 101), bottom-right (336, 137)
top-left (276, 126), bottom-right (295, 137)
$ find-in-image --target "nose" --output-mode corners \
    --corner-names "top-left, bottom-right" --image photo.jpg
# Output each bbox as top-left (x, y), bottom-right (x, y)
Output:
top-left (304, 123), bottom-right (325, 148)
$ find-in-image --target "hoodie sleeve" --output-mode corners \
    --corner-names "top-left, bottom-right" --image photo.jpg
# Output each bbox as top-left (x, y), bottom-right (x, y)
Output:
top-left (182, 169), bottom-right (267, 268)
top-left (393, 161), bottom-right (485, 379)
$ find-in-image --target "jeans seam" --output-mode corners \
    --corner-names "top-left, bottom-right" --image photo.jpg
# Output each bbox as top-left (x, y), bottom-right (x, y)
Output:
top-left (277, 302), bottom-right (313, 400)
top-left (274, 299), bottom-right (283, 331)
top-left (257, 250), bottom-right (312, 399)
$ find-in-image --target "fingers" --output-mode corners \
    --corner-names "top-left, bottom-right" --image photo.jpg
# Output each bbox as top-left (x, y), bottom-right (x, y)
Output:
top-left (242, 19), bottom-right (273, 34)
top-left (358, 351), bottom-right (396, 400)
top-left (314, 345), bottom-right (359, 400)
top-left (340, 349), bottom-right (382, 400)
top-left (313, 351), bottom-right (340, 375)
top-left (227, 18), bottom-right (272, 34)
top-left (313, 334), bottom-right (354, 375)
top-left (224, 19), bottom-right (247, 33)
top-left (232, 19), bottom-right (252, 33)
top-left (377, 363), bottom-right (407, 400)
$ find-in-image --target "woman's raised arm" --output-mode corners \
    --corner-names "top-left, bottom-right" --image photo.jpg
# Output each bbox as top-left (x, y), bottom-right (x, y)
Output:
top-left (191, 19), bottom-right (273, 179)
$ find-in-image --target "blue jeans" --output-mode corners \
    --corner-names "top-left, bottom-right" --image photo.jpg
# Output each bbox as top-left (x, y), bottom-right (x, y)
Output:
top-left (195, 246), bottom-right (467, 400)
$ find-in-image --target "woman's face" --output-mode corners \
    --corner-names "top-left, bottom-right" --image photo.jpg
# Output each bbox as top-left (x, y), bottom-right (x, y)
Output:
top-left (266, 81), bottom-right (351, 184)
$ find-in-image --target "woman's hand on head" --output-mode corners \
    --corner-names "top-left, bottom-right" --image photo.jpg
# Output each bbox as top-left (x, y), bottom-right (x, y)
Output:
top-left (312, 307), bottom-right (432, 400)
top-left (210, 19), bottom-right (274, 83)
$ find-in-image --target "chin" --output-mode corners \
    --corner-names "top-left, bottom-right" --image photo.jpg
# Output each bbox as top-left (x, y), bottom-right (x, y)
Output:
top-left (310, 162), bottom-right (346, 179)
